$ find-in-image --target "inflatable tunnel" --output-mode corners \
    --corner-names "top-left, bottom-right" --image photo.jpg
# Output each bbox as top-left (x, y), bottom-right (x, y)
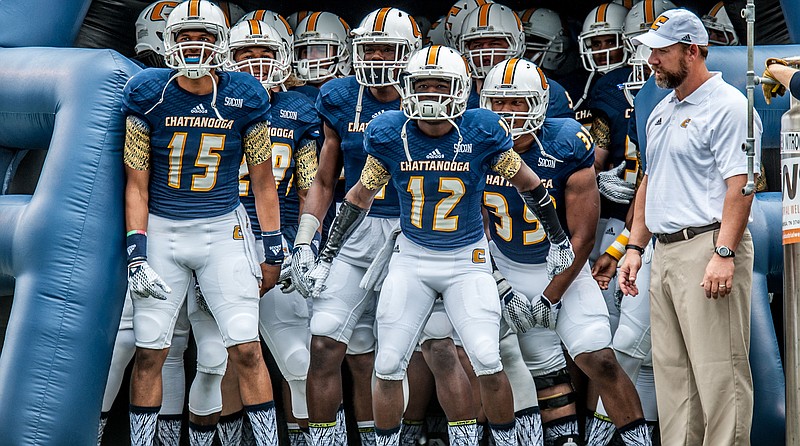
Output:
top-left (0, 47), bottom-right (139, 445)
top-left (634, 45), bottom-right (792, 445)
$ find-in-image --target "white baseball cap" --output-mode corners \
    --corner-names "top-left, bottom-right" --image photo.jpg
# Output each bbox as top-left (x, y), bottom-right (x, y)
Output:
top-left (631, 8), bottom-right (709, 48)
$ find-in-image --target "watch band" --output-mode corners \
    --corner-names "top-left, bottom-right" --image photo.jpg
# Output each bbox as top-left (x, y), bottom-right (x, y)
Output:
top-left (625, 244), bottom-right (645, 255)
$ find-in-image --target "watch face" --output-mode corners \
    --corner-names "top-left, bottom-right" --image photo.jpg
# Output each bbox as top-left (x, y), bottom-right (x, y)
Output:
top-left (716, 246), bottom-right (732, 257)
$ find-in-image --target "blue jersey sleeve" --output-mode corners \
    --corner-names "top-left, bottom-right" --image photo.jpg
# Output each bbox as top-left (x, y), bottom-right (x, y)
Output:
top-left (546, 79), bottom-right (574, 119)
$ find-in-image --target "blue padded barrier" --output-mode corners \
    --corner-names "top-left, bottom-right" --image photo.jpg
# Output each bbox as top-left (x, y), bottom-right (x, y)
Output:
top-left (0, 0), bottom-right (92, 47)
top-left (0, 47), bottom-right (139, 445)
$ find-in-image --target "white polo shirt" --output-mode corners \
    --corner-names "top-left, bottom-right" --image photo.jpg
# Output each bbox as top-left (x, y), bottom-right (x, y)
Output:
top-left (644, 72), bottom-right (762, 234)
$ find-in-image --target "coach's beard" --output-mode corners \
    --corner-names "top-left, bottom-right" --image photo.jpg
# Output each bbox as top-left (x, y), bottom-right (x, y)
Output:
top-left (655, 57), bottom-right (689, 89)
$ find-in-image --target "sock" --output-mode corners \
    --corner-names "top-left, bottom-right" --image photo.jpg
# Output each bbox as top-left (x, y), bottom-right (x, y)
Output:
top-left (218, 411), bottom-right (244, 446)
top-left (189, 422), bottom-right (216, 446)
top-left (335, 404), bottom-right (347, 446)
top-left (244, 401), bottom-right (279, 446)
top-left (287, 422), bottom-right (308, 446)
top-left (400, 420), bottom-right (424, 446)
top-left (309, 421), bottom-right (338, 446)
top-left (489, 421), bottom-right (516, 446)
top-left (585, 412), bottom-right (616, 446)
top-left (130, 405), bottom-right (160, 446)
top-left (448, 419), bottom-right (478, 446)
top-left (242, 414), bottom-right (257, 446)
top-left (358, 420), bottom-right (376, 446)
top-left (544, 415), bottom-right (580, 446)
top-left (375, 425), bottom-right (401, 446)
top-left (646, 422), bottom-right (657, 444)
top-left (515, 407), bottom-right (543, 446)
top-left (476, 422), bottom-right (485, 443)
top-left (157, 414), bottom-right (182, 446)
top-left (97, 412), bottom-right (109, 446)
top-left (618, 419), bottom-right (651, 446)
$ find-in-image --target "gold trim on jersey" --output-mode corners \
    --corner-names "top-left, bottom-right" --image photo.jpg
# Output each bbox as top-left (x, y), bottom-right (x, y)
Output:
top-left (295, 139), bottom-right (318, 190)
top-left (361, 155), bottom-right (391, 191)
top-left (491, 148), bottom-right (522, 179)
top-left (243, 121), bottom-right (272, 166)
top-left (124, 115), bottom-right (151, 170)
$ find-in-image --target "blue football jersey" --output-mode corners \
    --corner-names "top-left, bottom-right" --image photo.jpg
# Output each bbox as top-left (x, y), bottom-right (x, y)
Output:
top-left (292, 84), bottom-right (321, 103)
top-left (365, 109), bottom-right (513, 250)
top-left (123, 68), bottom-right (271, 220)
top-left (484, 118), bottom-right (594, 264)
top-left (588, 66), bottom-right (636, 221)
top-left (468, 78), bottom-right (574, 119)
top-left (317, 76), bottom-right (401, 218)
top-left (239, 90), bottom-right (320, 237)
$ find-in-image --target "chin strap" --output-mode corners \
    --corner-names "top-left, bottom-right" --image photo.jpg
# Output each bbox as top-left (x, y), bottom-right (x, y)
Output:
top-left (144, 70), bottom-right (223, 120)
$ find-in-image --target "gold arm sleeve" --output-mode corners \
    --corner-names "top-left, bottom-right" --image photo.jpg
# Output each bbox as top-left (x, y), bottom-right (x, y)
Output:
top-left (491, 149), bottom-right (523, 180)
top-left (590, 115), bottom-right (611, 151)
top-left (360, 155), bottom-right (391, 191)
top-left (295, 139), bottom-right (318, 190)
top-left (243, 121), bottom-right (272, 166)
top-left (123, 115), bottom-right (151, 170)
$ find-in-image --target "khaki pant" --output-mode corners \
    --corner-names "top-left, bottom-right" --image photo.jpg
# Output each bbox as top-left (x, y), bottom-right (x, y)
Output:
top-left (650, 229), bottom-right (754, 446)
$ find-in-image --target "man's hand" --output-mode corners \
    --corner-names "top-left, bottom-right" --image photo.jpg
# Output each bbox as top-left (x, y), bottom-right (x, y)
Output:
top-left (762, 58), bottom-right (788, 105)
top-left (290, 244), bottom-right (317, 298)
top-left (260, 263), bottom-right (280, 296)
top-left (128, 261), bottom-right (171, 300)
top-left (618, 250), bottom-right (642, 297)
top-left (597, 162), bottom-right (635, 204)
top-left (306, 260), bottom-right (332, 299)
top-left (493, 269), bottom-right (536, 333)
top-left (591, 253), bottom-right (619, 290)
top-left (701, 256), bottom-right (735, 299)
top-left (547, 238), bottom-right (575, 279)
top-left (530, 294), bottom-right (562, 330)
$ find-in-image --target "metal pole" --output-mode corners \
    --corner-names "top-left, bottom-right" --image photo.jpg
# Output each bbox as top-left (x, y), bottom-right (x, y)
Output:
top-left (742, 0), bottom-right (756, 196)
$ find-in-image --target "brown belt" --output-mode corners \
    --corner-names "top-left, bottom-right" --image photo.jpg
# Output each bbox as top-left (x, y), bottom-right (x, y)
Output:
top-left (654, 222), bottom-right (721, 244)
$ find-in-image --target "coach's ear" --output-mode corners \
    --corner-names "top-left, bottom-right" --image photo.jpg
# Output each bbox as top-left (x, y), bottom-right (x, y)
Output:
top-left (0, 47), bottom-right (139, 445)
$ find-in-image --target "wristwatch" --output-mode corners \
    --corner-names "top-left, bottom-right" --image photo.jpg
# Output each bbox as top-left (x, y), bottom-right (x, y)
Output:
top-left (715, 245), bottom-right (735, 258)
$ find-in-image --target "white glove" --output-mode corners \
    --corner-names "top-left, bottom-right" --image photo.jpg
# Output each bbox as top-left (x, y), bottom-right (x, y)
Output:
top-left (494, 269), bottom-right (535, 333)
top-left (305, 260), bottom-right (332, 299)
top-left (547, 238), bottom-right (575, 279)
top-left (128, 260), bottom-right (171, 300)
top-left (290, 244), bottom-right (317, 298)
top-left (597, 162), bottom-right (635, 204)
top-left (531, 294), bottom-right (562, 330)
top-left (278, 258), bottom-right (295, 293)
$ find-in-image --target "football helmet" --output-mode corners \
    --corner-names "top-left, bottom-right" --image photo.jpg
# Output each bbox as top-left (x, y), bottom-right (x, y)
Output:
top-left (287, 10), bottom-right (314, 32)
top-left (135, 0), bottom-right (179, 67)
top-left (623, 0), bottom-right (677, 50)
top-left (426, 17), bottom-right (448, 46)
top-left (613, 0), bottom-right (642, 8)
top-left (459, 3), bottom-right (524, 78)
top-left (622, 44), bottom-right (652, 106)
top-left (444, 0), bottom-right (494, 48)
top-left (518, 8), bottom-right (568, 72)
top-left (414, 15), bottom-right (432, 43)
top-left (481, 58), bottom-right (549, 138)
top-left (351, 7), bottom-right (422, 87)
top-left (578, 3), bottom-right (630, 73)
top-left (237, 11), bottom-right (294, 56)
top-left (702, 2), bottom-right (739, 46)
top-left (400, 45), bottom-right (471, 121)
top-left (293, 11), bottom-right (352, 82)
top-left (213, 1), bottom-right (246, 25)
top-left (164, 0), bottom-right (229, 79)
top-left (227, 20), bottom-right (291, 89)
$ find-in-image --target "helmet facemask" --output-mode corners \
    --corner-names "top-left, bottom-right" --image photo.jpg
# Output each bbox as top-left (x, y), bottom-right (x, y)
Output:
top-left (165, 23), bottom-right (227, 79)
top-left (580, 32), bottom-right (629, 74)
top-left (401, 73), bottom-right (469, 121)
top-left (462, 36), bottom-right (519, 78)
top-left (353, 37), bottom-right (414, 87)
top-left (294, 38), bottom-right (347, 82)
top-left (622, 44), bottom-right (652, 106)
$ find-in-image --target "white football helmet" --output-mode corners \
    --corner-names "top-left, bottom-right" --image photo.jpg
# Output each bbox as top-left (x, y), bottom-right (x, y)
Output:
top-left (481, 58), bottom-right (549, 138)
top-left (164, 0), bottom-right (229, 79)
top-left (351, 8), bottom-right (422, 87)
top-left (622, 44), bottom-right (652, 106)
top-left (578, 3), bottom-right (630, 73)
top-left (426, 17), bottom-right (448, 46)
top-left (400, 45), bottom-right (471, 121)
top-left (237, 11), bottom-right (294, 55)
top-left (459, 3), bottom-right (524, 78)
top-left (702, 2), bottom-right (739, 46)
top-left (444, 0), bottom-right (494, 48)
top-left (135, 0), bottom-right (179, 67)
top-left (287, 10), bottom-right (314, 32)
top-left (518, 8), bottom-right (567, 72)
top-left (623, 0), bottom-right (677, 50)
top-left (227, 20), bottom-right (291, 89)
top-left (293, 12), bottom-right (352, 82)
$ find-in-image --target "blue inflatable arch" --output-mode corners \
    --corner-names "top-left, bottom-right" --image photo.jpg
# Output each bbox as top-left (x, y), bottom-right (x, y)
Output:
top-left (0, 47), bottom-right (139, 445)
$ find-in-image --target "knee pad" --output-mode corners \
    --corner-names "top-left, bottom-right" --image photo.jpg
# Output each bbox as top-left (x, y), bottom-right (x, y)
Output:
top-left (612, 323), bottom-right (651, 360)
top-left (286, 379), bottom-right (309, 419)
top-left (467, 337), bottom-right (503, 377)
top-left (196, 338), bottom-right (228, 375)
top-left (533, 369), bottom-right (576, 411)
top-left (283, 347), bottom-right (310, 381)
top-left (309, 311), bottom-right (345, 340)
top-left (189, 371), bottom-right (224, 416)
top-left (374, 347), bottom-right (406, 381)
top-left (346, 324), bottom-right (376, 355)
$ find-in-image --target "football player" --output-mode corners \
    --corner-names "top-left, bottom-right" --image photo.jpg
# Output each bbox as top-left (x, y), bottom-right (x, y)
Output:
top-left (295, 45), bottom-right (574, 446)
top-left (702, 2), bottom-right (739, 46)
top-left (286, 8), bottom-right (422, 446)
top-left (122, 1), bottom-right (281, 445)
top-left (481, 57), bottom-right (652, 446)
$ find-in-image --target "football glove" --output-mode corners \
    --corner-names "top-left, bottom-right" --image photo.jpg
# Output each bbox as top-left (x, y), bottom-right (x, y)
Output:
top-left (128, 260), bottom-right (171, 300)
top-left (597, 162), bottom-right (635, 204)
top-left (278, 257), bottom-right (295, 293)
top-left (290, 232), bottom-right (321, 299)
top-left (547, 238), bottom-right (575, 279)
top-left (531, 294), bottom-right (562, 330)
top-left (493, 269), bottom-right (535, 333)
top-left (762, 57), bottom-right (788, 105)
top-left (305, 260), bottom-right (332, 299)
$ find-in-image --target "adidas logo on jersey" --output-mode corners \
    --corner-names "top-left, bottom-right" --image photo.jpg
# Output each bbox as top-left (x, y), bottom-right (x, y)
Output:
top-left (654, 118), bottom-right (662, 126)
top-left (191, 103), bottom-right (208, 114)
top-left (426, 149), bottom-right (445, 159)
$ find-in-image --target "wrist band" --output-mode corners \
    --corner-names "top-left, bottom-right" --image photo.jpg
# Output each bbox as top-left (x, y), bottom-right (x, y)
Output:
top-left (605, 228), bottom-right (630, 261)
